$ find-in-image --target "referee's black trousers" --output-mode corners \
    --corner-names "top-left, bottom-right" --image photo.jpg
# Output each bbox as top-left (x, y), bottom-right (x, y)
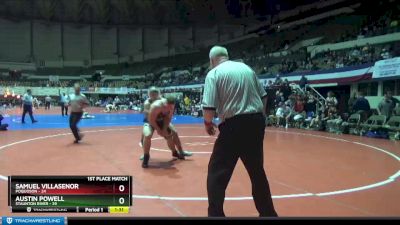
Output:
top-left (45, 102), bottom-right (50, 110)
top-left (21, 104), bottom-right (35, 123)
top-left (207, 113), bottom-right (277, 217)
top-left (61, 104), bottom-right (68, 116)
top-left (69, 112), bottom-right (83, 141)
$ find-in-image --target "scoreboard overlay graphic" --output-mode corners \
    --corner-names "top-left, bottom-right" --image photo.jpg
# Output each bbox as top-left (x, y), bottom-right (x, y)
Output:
top-left (7, 176), bottom-right (132, 214)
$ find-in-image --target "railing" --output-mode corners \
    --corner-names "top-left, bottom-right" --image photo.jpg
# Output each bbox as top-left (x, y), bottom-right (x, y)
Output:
top-left (306, 84), bottom-right (326, 114)
top-left (290, 83), bottom-right (325, 114)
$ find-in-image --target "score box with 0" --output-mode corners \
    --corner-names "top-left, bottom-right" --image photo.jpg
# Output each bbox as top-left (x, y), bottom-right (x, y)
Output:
top-left (9, 176), bottom-right (132, 195)
top-left (10, 194), bottom-right (131, 207)
top-left (9, 176), bottom-right (133, 208)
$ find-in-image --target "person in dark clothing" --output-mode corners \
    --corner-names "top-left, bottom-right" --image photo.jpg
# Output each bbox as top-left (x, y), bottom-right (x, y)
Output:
top-left (387, 91), bottom-right (400, 109)
top-left (44, 95), bottom-right (51, 110)
top-left (305, 92), bottom-right (317, 115)
top-left (175, 99), bottom-right (181, 115)
top-left (352, 92), bottom-right (371, 112)
top-left (59, 90), bottom-right (69, 116)
top-left (274, 91), bottom-right (285, 108)
top-left (274, 74), bottom-right (282, 85)
top-left (378, 94), bottom-right (395, 120)
top-left (352, 92), bottom-right (370, 121)
top-left (21, 89), bottom-right (38, 124)
top-left (299, 75), bottom-right (308, 90)
top-left (348, 92), bottom-right (357, 113)
top-left (0, 114), bottom-right (9, 131)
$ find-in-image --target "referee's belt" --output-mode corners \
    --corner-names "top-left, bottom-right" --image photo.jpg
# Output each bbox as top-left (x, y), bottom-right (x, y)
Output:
top-left (219, 112), bottom-right (263, 128)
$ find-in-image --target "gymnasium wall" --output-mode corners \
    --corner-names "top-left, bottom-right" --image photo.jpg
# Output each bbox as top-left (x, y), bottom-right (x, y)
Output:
top-left (0, 19), bottom-right (31, 62)
top-left (0, 19), bottom-right (241, 68)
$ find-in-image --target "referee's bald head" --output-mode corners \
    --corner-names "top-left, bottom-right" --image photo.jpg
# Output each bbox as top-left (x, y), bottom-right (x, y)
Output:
top-left (148, 86), bottom-right (160, 96)
top-left (74, 83), bottom-right (81, 94)
top-left (209, 46), bottom-right (229, 69)
top-left (209, 46), bottom-right (229, 59)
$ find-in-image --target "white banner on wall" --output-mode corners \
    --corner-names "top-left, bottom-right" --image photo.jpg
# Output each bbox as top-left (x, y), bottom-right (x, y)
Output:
top-left (0, 85), bottom-right (204, 96)
top-left (0, 87), bottom-right (74, 96)
top-left (372, 57), bottom-right (400, 79)
top-left (49, 75), bottom-right (60, 82)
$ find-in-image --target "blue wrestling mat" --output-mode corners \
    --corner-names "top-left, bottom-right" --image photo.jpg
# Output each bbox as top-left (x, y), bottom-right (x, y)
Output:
top-left (2, 114), bottom-right (204, 130)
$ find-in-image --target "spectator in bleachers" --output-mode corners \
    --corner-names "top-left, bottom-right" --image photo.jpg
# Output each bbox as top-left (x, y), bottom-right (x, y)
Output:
top-left (394, 103), bottom-right (400, 116)
top-left (294, 95), bottom-right (305, 114)
top-left (387, 91), bottom-right (400, 109)
top-left (299, 75), bottom-right (308, 90)
top-left (184, 95), bottom-right (191, 108)
top-left (274, 91), bottom-right (285, 108)
top-left (380, 48), bottom-right (391, 59)
top-left (274, 74), bottom-right (283, 85)
top-left (348, 92), bottom-right (357, 113)
top-left (335, 58), bottom-right (344, 68)
top-left (378, 93), bottom-right (395, 120)
top-left (293, 95), bottom-right (306, 128)
top-left (285, 95), bottom-right (296, 110)
top-left (304, 92), bottom-right (317, 119)
top-left (351, 47), bottom-right (361, 59)
top-left (352, 92), bottom-right (371, 120)
top-left (284, 96), bottom-right (297, 129)
top-left (275, 102), bottom-right (290, 128)
top-left (326, 108), bottom-right (343, 133)
top-left (389, 15), bottom-right (399, 32)
top-left (114, 96), bottom-right (121, 105)
top-left (265, 80), bottom-right (273, 90)
top-left (307, 111), bottom-right (323, 130)
top-left (325, 91), bottom-right (338, 114)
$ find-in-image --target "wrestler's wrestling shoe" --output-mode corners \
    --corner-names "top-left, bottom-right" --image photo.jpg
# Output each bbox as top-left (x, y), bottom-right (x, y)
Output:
top-left (74, 134), bottom-right (84, 144)
top-left (139, 151), bottom-right (193, 161)
top-left (172, 150), bottom-right (193, 160)
top-left (142, 154), bottom-right (150, 168)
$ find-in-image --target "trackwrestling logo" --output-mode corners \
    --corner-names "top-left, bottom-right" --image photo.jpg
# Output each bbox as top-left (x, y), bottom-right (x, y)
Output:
top-left (2, 217), bottom-right (64, 225)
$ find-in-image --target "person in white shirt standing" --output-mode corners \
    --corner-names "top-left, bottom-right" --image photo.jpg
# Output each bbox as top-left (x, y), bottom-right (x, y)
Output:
top-left (44, 95), bottom-right (52, 110)
top-left (68, 84), bottom-right (90, 143)
top-left (21, 89), bottom-right (38, 124)
top-left (202, 46), bottom-right (277, 217)
top-left (59, 90), bottom-right (69, 117)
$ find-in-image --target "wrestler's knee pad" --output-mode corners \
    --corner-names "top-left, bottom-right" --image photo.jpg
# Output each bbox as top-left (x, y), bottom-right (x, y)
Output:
top-left (142, 124), bottom-right (154, 138)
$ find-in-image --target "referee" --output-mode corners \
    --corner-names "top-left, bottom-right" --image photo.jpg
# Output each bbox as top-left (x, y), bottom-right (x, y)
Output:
top-left (21, 89), bottom-right (38, 124)
top-left (68, 84), bottom-right (90, 143)
top-left (59, 90), bottom-right (69, 117)
top-left (202, 46), bottom-right (277, 217)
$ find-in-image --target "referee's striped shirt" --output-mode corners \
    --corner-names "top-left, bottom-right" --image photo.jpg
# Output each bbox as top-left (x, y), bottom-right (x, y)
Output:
top-left (22, 93), bottom-right (33, 106)
top-left (202, 60), bottom-right (267, 122)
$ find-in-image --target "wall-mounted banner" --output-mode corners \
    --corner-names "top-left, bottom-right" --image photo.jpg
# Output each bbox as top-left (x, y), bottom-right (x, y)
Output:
top-left (372, 57), bottom-right (400, 79)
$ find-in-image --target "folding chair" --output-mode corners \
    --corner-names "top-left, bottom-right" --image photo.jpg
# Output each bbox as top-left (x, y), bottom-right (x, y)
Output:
top-left (385, 116), bottom-right (400, 140)
top-left (361, 115), bottom-right (387, 132)
top-left (345, 113), bottom-right (361, 134)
